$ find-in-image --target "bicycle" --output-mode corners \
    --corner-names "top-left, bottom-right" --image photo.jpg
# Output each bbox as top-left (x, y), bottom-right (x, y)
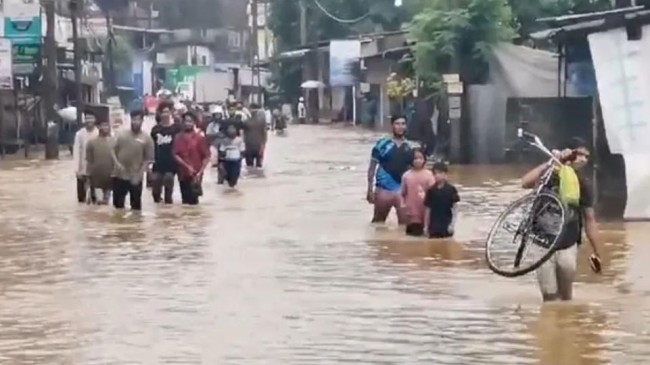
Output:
top-left (485, 129), bottom-right (569, 278)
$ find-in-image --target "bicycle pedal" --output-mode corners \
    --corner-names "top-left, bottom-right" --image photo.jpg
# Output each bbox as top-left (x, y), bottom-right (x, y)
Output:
top-left (530, 235), bottom-right (552, 248)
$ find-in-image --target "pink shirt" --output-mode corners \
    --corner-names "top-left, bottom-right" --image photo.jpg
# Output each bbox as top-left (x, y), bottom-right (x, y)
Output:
top-left (401, 169), bottom-right (436, 224)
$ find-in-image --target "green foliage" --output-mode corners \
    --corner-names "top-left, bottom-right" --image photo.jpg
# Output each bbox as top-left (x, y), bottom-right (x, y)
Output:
top-left (410, 0), bottom-right (516, 87)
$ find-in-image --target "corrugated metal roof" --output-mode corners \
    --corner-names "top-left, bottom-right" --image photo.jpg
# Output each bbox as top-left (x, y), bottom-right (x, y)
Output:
top-left (537, 6), bottom-right (644, 25)
top-left (531, 8), bottom-right (650, 41)
top-left (113, 25), bottom-right (173, 34)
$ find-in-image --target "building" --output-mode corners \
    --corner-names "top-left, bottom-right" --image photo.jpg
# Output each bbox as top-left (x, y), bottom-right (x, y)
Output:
top-left (273, 30), bottom-right (411, 126)
top-left (530, 5), bottom-right (650, 219)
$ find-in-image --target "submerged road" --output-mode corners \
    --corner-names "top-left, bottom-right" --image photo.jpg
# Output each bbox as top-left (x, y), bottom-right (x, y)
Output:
top-left (0, 124), bottom-right (649, 364)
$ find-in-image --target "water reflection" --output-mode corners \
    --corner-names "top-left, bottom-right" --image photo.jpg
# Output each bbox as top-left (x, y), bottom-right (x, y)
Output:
top-left (530, 304), bottom-right (609, 365)
top-left (0, 125), bottom-right (648, 364)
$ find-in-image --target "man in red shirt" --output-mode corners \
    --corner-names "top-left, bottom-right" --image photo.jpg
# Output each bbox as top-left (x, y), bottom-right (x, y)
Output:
top-left (172, 112), bottom-right (210, 205)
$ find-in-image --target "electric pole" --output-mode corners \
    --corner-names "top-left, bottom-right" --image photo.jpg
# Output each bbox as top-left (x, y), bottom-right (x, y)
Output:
top-left (44, 0), bottom-right (59, 159)
top-left (251, 0), bottom-right (260, 104)
top-left (70, 0), bottom-right (84, 128)
top-left (106, 11), bottom-right (116, 96)
top-left (299, 0), bottom-right (307, 45)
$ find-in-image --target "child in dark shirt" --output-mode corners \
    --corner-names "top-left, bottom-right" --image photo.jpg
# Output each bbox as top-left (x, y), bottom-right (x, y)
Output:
top-left (424, 162), bottom-right (460, 239)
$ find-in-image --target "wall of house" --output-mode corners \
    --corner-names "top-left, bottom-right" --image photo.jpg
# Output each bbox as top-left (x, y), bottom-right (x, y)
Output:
top-left (159, 45), bottom-right (213, 66)
top-left (364, 57), bottom-right (394, 127)
top-left (158, 28), bottom-right (248, 64)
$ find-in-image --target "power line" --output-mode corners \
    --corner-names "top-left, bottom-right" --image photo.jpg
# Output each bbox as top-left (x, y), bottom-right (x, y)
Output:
top-left (311, 0), bottom-right (370, 24)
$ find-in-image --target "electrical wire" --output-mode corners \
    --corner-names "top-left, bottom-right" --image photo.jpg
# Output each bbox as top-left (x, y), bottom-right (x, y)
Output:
top-left (311, 0), bottom-right (371, 24)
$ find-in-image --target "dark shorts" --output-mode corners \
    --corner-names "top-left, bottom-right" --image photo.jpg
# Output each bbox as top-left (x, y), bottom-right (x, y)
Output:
top-left (244, 149), bottom-right (263, 168)
top-left (406, 223), bottom-right (425, 237)
top-left (223, 160), bottom-right (242, 187)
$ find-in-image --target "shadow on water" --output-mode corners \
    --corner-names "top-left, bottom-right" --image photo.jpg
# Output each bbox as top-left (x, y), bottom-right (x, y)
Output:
top-left (0, 125), bottom-right (649, 364)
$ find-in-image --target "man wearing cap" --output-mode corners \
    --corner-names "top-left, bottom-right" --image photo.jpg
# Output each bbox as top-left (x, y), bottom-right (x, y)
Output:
top-left (73, 114), bottom-right (98, 203)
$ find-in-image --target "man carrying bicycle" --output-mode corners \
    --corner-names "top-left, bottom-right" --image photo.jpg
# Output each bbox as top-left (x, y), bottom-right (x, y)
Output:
top-left (521, 137), bottom-right (602, 302)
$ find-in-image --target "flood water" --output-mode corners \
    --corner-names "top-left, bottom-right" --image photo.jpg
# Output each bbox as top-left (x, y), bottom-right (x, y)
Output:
top-left (0, 124), bottom-right (649, 365)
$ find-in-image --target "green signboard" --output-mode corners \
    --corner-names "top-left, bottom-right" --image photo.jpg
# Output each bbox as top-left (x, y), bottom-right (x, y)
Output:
top-left (12, 44), bottom-right (40, 64)
top-left (178, 65), bottom-right (208, 82)
top-left (165, 65), bottom-right (209, 90)
top-left (165, 68), bottom-right (179, 90)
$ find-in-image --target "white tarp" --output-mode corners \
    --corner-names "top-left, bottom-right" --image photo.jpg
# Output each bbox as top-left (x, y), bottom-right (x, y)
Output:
top-left (489, 43), bottom-right (579, 98)
top-left (589, 27), bottom-right (650, 219)
top-left (469, 43), bottom-right (577, 163)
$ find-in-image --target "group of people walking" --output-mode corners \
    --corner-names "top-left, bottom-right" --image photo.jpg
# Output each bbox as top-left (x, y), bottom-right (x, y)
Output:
top-left (366, 116), bottom-right (460, 239)
top-left (73, 99), bottom-right (271, 210)
top-left (367, 116), bottom-right (607, 303)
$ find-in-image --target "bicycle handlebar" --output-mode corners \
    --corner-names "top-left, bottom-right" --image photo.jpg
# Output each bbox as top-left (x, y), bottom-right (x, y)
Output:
top-left (516, 128), bottom-right (562, 165)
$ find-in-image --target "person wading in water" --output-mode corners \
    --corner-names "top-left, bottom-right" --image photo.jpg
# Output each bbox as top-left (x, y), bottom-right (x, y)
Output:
top-left (173, 112), bottom-right (210, 205)
top-left (112, 110), bottom-right (155, 211)
top-left (366, 116), bottom-right (415, 224)
top-left (243, 104), bottom-right (268, 169)
top-left (521, 137), bottom-right (603, 302)
top-left (85, 119), bottom-right (115, 205)
top-left (150, 102), bottom-right (180, 204)
top-left (73, 115), bottom-right (98, 203)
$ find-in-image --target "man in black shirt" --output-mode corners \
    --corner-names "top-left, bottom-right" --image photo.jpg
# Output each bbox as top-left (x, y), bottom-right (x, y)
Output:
top-left (150, 102), bottom-right (180, 203)
top-left (521, 137), bottom-right (603, 302)
top-left (424, 162), bottom-right (460, 238)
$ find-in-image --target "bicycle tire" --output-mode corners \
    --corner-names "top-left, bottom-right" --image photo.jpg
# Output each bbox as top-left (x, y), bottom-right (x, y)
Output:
top-left (485, 192), bottom-right (567, 278)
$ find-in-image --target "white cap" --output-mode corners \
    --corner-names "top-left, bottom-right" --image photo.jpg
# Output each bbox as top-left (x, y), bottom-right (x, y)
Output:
top-left (209, 105), bottom-right (224, 115)
top-left (175, 103), bottom-right (187, 113)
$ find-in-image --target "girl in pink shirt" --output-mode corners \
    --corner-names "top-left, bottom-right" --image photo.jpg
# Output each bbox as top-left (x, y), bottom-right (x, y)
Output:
top-left (401, 148), bottom-right (435, 236)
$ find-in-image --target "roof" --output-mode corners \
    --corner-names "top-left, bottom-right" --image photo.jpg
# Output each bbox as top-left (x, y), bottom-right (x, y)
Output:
top-left (274, 28), bottom-right (408, 58)
top-left (531, 7), bottom-right (650, 41)
top-left (113, 25), bottom-right (174, 34)
top-left (537, 6), bottom-right (644, 26)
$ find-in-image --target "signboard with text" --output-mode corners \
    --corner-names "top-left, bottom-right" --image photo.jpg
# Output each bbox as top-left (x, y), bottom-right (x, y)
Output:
top-left (3, 0), bottom-right (41, 45)
top-left (330, 40), bottom-right (361, 87)
top-left (0, 39), bottom-right (14, 89)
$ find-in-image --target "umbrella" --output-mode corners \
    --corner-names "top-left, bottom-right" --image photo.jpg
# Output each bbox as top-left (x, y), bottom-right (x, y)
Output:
top-left (58, 106), bottom-right (78, 122)
top-left (301, 80), bottom-right (325, 89)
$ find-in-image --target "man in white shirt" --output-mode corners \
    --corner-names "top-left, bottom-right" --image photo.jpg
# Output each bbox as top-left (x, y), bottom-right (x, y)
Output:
top-left (297, 97), bottom-right (306, 124)
top-left (72, 114), bottom-right (98, 203)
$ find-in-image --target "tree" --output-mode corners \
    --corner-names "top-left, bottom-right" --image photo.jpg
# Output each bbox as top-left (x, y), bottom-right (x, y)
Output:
top-left (409, 0), bottom-right (516, 88)
top-left (268, 0), bottom-right (407, 100)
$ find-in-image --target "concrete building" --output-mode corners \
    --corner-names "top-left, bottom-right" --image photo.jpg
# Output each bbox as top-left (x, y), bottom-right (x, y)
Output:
top-left (274, 31), bottom-right (410, 126)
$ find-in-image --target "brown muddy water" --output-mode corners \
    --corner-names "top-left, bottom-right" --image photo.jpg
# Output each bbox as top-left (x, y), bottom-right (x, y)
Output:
top-left (0, 125), bottom-right (648, 365)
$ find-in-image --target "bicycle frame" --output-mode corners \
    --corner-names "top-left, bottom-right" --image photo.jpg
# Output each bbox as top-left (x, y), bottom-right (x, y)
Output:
top-left (517, 128), bottom-right (560, 194)
top-left (512, 128), bottom-right (564, 268)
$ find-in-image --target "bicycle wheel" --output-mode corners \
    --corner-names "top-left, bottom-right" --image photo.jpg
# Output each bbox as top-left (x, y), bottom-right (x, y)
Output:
top-left (485, 192), bottom-right (567, 278)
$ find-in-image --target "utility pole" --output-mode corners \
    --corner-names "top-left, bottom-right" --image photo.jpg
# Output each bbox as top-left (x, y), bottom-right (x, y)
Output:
top-left (149, 0), bottom-right (158, 94)
top-left (299, 0), bottom-right (307, 45)
top-left (299, 0), bottom-right (318, 123)
top-left (251, 0), bottom-right (260, 104)
top-left (106, 11), bottom-right (116, 96)
top-left (44, 0), bottom-right (59, 159)
top-left (70, 0), bottom-right (84, 128)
